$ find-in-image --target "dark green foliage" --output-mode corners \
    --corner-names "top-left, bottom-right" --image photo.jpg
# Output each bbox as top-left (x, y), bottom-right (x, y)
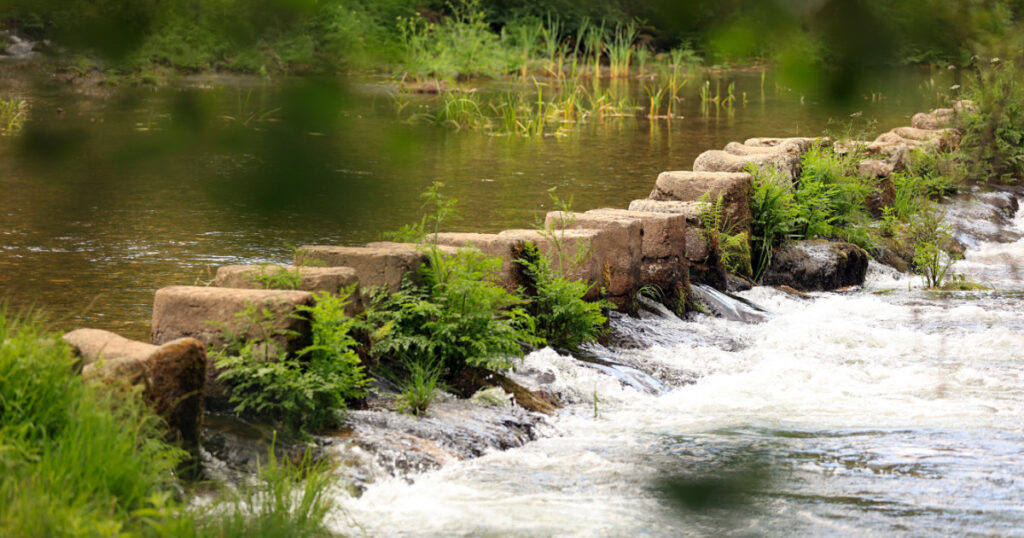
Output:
top-left (516, 242), bottom-right (610, 351)
top-left (213, 289), bottom-right (369, 433)
top-left (795, 146), bottom-right (873, 239)
top-left (367, 249), bottom-right (537, 379)
top-left (905, 148), bottom-right (965, 196)
top-left (748, 165), bottom-right (796, 280)
top-left (960, 58), bottom-right (1024, 184)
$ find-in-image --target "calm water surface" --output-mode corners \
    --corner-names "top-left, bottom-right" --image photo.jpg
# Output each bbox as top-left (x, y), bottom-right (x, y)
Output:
top-left (0, 68), bottom-right (946, 337)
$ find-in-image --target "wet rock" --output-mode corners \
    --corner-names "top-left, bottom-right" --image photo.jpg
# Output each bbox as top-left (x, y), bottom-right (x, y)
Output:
top-left (215, 264), bottom-right (362, 315)
top-left (762, 240), bottom-right (869, 291)
top-left (690, 283), bottom-right (771, 323)
top-left (943, 190), bottom-right (1024, 248)
top-left (328, 397), bottom-right (547, 486)
top-left (448, 367), bottom-right (558, 414)
top-left (648, 170), bottom-right (753, 232)
top-left (64, 328), bottom-right (205, 454)
top-left (693, 149), bottom-right (802, 183)
top-left (775, 285), bottom-right (810, 298)
top-left (151, 286), bottom-right (314, 401)
top-left (295, 243), bottom-right (441, 297)
top-left (726, 272), bottom-right (754, 292)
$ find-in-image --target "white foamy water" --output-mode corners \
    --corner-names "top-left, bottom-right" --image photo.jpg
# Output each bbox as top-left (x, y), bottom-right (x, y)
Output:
top-left (329, 197), bottom-right (1024, 537)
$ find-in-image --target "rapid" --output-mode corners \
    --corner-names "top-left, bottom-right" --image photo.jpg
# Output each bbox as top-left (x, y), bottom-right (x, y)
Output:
top-left (328, 196), bottom-right (1024, 536)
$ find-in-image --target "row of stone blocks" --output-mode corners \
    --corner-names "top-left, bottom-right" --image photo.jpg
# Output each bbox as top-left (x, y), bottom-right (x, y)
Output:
top-left (60, 130), bottom-right (897, 451)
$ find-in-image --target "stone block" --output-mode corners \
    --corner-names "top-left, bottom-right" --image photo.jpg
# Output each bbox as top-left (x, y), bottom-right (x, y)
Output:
top-left (295, 243), bottom-right (431, 295)
top-left (693, 149), bottom-right (801, 183)
top-left (429, 232), bottom-right (529, 290)
top-left (215, 264), bottom-right (362, 315)
top-left (743, 136), bottom-right (823, 153)
top-left (151, 286), bottom-right (314, 353)
top-left (627, 199), bottom-right (709, 263)
top-left (648, 170), bottom-right (753, 233)
top-left (64, 328), bottom-right (205, 453)
top-left (542, 211), bottom-right (643, 299)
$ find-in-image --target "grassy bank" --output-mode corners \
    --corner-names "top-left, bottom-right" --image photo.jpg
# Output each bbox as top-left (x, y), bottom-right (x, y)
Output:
top-left (0, 307), bottom-right (339, 537)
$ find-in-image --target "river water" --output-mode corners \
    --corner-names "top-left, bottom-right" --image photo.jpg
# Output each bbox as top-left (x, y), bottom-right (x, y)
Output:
top-left (331, 206), bottom-right (1024, 536)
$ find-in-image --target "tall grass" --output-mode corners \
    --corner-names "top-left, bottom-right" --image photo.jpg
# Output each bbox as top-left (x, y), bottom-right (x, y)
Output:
top-left (0, 97), bottom-right (28, 134)
top-left (607, 21), bottom-right (637, 79)
top-left (0, 307), bottom-right (185, 535)
top-left (0, 306), bottom-right (342, 536)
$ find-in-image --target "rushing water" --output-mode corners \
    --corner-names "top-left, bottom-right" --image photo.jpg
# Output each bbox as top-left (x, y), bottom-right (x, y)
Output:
top-left (0, 67), bottom-right (949, 338)
top-left (329, 205), bottom-right (1024, 536)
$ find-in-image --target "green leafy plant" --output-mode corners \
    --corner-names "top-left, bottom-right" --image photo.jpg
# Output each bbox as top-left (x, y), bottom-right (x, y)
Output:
top-left (213, 290), bottom-right (368, 433)
top-left (959, 57), bottom-right (1024, 184)
top-left (367, 183), bottom-right (537, 388)
top-left (516, 242), bottom-right (610, 351)
top-left (909, 210), bottom-right (961, 288)
top-left (0, 97), bottom-right (28, 134)
top-left (197, 442), bottom-right (336, 538)
top-left (698, 193), bottom-right (752, 278)
top-left (747, 164), bottom-right (797, 280)
top-left (248, 264), bottom-right (304, 290)
top-left (398, 358), bottom-right (442, 416)
top-left (0, 307), bottom-right (186, 536)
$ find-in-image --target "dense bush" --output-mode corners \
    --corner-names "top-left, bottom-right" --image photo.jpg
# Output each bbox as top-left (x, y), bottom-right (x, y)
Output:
top-left (959, 58), bottom-right (1024, 184)
top-left (516, 242), bottom-right (610, 351)
top-left (213, 289), bottom-right (369, 433)
top-left (367, 248), bottom-right (537, 378)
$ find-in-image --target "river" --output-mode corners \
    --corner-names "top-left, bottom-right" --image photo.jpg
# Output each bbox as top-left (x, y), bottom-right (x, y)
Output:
top-left (5, 65), bottom-right (1022, 535)
top-left (330, 206), bottom-right (1024, 536)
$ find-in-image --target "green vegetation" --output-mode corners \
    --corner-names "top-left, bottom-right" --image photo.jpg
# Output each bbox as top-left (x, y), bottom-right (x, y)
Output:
top-left (0, 307), bottom-right (339, 536)
top-left (0, 308), bottom-right (186, 535)
top-left (213, 290), bottom-right (369, 433)
top-left (248, 264), bottom-right (304, 290)
top-left (959, 57), bottom-right (1024, 184)
top-left (910, 210), bottom-right (961, 288)
top-left (517, 242), bottom-right (610, 351)
top-left (745, 140), bottom-right (969, 287)
top-left (698, 193), bottom-right (752, 278)
top-left (0, 97), bottom-right (28, 134)
top-left (194, 445), bottom-right (337, 538)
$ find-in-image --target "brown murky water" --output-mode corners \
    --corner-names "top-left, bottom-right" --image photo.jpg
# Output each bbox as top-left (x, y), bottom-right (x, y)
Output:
top-left (0, 67), bottom-right (949, 339)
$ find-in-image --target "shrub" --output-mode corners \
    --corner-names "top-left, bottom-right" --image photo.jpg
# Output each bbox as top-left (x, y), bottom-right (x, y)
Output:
top-left (747, 164), bottom-right (796, 280)
top-left (796, 146), bottom-right (873, 236)
top-left (516, 242), bottom-right (610, 351)
top-left (194, 444), bottom-right (336, 538)
top-left (367, 248), bottom-right (536, 378)
top-left (905, 147), bottom-right (965, 196)
top-left (959, 57), bottom-right (1024, 184)
top-left (908, 209), bottom-right (961, 288)
top-left (213, 289), bottom-right (369, 433)
top-left (696, 193), bottom-right (753, 278)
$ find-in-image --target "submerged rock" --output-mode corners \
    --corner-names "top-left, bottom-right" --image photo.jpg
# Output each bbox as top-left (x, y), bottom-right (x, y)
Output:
top-left (762, 240), bottom-right (869, 291)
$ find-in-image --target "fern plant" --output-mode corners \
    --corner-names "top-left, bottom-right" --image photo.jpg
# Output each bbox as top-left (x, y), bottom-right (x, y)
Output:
top-left (212, 290), bottom-right (368, 433)
top-left (698, 192), bottom-right (753, 278)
